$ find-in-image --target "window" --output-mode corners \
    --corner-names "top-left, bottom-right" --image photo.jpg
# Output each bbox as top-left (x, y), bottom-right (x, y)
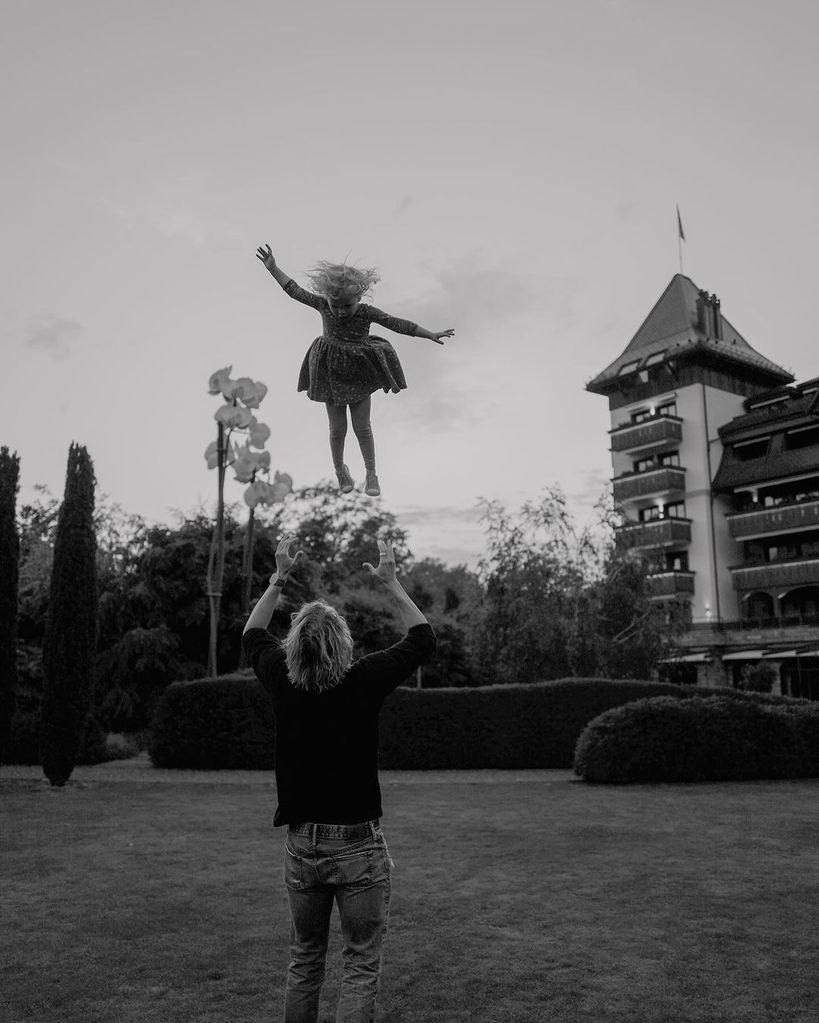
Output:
top-left (645, 351), bottom-right (666, 367)
top-left (784, 424), bottom-right (819, 450)
top-left (665, 502), bottom-right (687, 519)
top-left (767, 543), bottom-right (798, 563)
top-left (657, 401), bottom-right (677, 417)
top-left (634, 456), bottom-right (656, 473)
top-left (618, 360), bottom-right (641, 376)
top-left (666, 551), bottom-right (688, 572)
top-left (630, 408), bottom-right (652, 424)
top-left (733, 437), bottom-right (770, 460)
top-left (638, 506), bottom-right (661, 522)
top-left (658, 451), bottom-right (680, 467)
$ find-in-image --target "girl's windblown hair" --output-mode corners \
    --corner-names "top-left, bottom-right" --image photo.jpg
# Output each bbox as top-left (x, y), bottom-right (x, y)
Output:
top-left (283, 600), bottom-right (354, 692)
top-left (306, 261), bottom-right (380, 302)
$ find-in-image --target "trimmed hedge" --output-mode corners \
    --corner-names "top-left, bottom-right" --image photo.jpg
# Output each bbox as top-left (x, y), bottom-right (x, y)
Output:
top-left (149, 672), bottom-right (807, 770)
top-left (377, 678), bottom-right (800, 769)
top-left (150, 673), bottom-right (276, 769)
top-left (573, 695), bottom-right (819, 784)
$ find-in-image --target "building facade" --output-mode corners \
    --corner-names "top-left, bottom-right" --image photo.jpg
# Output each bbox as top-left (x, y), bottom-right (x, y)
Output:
top-left (587, 273), bottom-right (819, 700)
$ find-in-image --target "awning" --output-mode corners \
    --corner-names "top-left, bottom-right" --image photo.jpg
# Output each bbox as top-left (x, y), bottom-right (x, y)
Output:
top-left (721, 650), bottom-right (765, 661)
top-left (763, 649), bottom-right (799, 659)
top-left (797, 649), bottom-right (819, 658)
top-left (660, 652), bottom-right (711, 663)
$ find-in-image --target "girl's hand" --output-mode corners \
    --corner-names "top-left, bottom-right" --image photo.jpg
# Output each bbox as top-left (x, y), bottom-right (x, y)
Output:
top-left (363, 538), bottom-right (397, 585)
top-left (433, 329), bottom-right (455, 345)
top-left (273, 533), bottom-right (302, 580)
top-left (256, 243), bottom-right (277, 273)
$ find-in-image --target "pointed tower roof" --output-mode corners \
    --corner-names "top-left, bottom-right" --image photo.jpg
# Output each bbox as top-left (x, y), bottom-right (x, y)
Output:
top-left (586, 274), bottom-right (793, 394)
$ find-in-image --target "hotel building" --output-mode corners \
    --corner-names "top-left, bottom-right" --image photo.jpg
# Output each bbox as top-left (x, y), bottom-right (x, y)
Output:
top-left (586, 273), bottom-right (819, 700)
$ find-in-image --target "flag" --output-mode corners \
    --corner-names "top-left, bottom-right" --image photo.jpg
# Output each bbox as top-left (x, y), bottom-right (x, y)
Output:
top-left (676, 205), bottom-right (685, 242)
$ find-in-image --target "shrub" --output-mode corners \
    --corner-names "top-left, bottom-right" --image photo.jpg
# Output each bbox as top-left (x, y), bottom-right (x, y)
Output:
top-left (146, 671), bottom-right (808, 772)
top-left (377, 677), bottom-right (798, 770)
top-left (103, 732), bottom-right (141, 761)
top-left (5, 710), bottom-right (110, 767)
top-left (738, 660), bottom-right (777, 694)
top-left (150, 673), bottom-right (275, 769)
top-left (573, 695), bottom-right (819, 784)
top-left (5, 711), bottom-right (40, 765)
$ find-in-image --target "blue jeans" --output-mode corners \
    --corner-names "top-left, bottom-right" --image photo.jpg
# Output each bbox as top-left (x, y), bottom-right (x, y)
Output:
top-left (283, 820), bottom-right (393, 1023)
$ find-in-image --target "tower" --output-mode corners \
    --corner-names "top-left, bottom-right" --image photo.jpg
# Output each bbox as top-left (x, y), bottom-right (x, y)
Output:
top-left (586, 273), bottom-right (799, 683)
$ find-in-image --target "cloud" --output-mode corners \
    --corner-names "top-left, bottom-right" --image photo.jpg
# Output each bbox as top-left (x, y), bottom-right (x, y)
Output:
top-left (98, 196), bottom-right (242, 247)
top-left (394, 195), bottom-right (415, 219)
top-left (384, 254), bottom-right (581, 433)
top-left (394, 503), bottom-right (487, 568)
top-left (567, 469), bottom-right (612, 514)
top-left (23, 317), bottom-right (83, 361)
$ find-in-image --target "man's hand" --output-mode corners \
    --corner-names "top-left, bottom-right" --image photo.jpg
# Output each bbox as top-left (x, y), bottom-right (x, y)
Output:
top-left (363, 538), bottom-right (397, 585)
top-left (256, 243), bottom-right (277, 274)
top-left (274, 533), bottom-right (302, 579)
top-left (432, 329), bottom-right (455, 345)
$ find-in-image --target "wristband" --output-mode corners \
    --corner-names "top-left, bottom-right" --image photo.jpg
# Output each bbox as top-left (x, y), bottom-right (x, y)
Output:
top-left (273, 575), bottom-right (287, 588)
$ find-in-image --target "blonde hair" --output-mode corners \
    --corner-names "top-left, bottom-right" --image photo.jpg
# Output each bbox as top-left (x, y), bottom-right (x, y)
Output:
top-left (283, 600), bottom-right (354, 692)
top-left (306, 261), bottom-right (380, 303)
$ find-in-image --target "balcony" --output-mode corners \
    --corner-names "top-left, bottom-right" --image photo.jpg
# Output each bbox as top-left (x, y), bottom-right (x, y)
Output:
top-left (612, 466), bottom-right (686, 504)
top-left (610, 416), bottom-right (683, 454)
top-left (726, 498), bottom-right (819, 540)
top-left (646, 571), bottom-right (695, 599)
top-left (618, 517), bottom-right (692, 550)
top-left (731, 557), bottom-right (819, 591)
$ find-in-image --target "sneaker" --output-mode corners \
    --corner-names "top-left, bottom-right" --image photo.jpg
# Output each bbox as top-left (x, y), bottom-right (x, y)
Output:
top-left (336, 464), bottom-right (354, 494)
top-left (364, 471), bottom-right (381, 497)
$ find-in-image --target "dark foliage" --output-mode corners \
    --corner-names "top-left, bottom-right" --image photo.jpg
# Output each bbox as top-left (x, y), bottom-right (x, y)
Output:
top-left (149, 672), bottom-right (801, 771)
top-left (573, 694), bottom-right (819, 783)
top-left (149, 673), bottom-right (276, 769)
top-left (40, 444), bottom-right (98, 786)
top-left (0, 447), bottom-right (20, 766)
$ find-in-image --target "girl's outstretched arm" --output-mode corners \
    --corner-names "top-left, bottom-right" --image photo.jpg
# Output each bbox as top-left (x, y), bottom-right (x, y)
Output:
top-left (413, 325), bottom-right (455, 345)
top-left (256, 243), bottom-right (292, 288)
top-left (368, 305), bottom-right (455, 345)
top-left (256, 243), bottom-right (322, 309)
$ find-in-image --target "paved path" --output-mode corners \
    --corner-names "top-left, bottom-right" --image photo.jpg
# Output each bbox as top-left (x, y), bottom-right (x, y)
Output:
top-left (2, 751), bottom-right (576, 786)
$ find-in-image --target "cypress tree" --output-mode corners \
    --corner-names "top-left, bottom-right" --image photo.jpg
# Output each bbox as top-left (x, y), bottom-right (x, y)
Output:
top-left (0, 447), bottom-right (20, 768)
top-left (41, 444), bottom-right (98, 786)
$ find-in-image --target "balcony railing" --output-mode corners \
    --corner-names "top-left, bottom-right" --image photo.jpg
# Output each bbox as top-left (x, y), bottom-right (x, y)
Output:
top-left (730, 557), bottom-right (819, 591)
top-left (646, 570), bottom-right (695, 598)
top-left (726, 498), bottom-right (819, 540)
top-left (610, 416), bottom-right (683, 453)
top-left (617, 517), bottom-right (692, 549)
top-left (612, 466), bottom-right (687, 504)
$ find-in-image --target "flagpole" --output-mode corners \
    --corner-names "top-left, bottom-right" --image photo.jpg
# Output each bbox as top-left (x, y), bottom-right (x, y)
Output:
top-left (676, 204), bottom-right (685, 275)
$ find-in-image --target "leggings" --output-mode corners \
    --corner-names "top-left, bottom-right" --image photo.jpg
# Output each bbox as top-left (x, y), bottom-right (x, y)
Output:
top-left (325, 397), bottom-right (375, 471)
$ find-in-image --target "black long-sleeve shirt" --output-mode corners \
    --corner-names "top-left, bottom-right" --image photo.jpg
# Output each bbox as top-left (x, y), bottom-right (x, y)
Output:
top-left (242, 624), bottom-right (436, 826)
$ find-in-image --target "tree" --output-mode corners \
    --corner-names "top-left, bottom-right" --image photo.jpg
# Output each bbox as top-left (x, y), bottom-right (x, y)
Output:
top-left (0, 447), bottom-right (20, 766)
top-left (473, 488), bottom-right (587, 683)
top-left (40, 444), bottom-right (98, 786)
top-left (471, 488), bottom-right (684, 683)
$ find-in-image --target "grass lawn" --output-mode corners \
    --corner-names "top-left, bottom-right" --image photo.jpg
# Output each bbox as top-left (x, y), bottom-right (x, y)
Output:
top-left (1, 762), bottom-right (817, 1023)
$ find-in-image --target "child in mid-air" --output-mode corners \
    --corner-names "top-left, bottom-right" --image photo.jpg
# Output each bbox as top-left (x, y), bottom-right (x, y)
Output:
top-left (256, 244), bottom-right (454, 497)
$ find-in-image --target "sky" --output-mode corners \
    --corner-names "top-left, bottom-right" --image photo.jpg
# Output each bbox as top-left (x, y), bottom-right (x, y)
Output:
top-left (3, 0), bottom-right (819, 568)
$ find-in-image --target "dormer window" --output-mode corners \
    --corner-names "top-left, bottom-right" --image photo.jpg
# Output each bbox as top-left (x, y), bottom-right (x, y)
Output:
top-left (733, 437), bottom-right (770, 460)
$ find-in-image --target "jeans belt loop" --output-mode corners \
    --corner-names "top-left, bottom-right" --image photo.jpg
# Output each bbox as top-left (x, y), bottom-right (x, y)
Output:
top-left (311, 823), bottom-right (317, 846)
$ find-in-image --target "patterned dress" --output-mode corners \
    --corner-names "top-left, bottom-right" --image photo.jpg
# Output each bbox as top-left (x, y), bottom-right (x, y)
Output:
top-left (284, 280), bottom-right (419, 405)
